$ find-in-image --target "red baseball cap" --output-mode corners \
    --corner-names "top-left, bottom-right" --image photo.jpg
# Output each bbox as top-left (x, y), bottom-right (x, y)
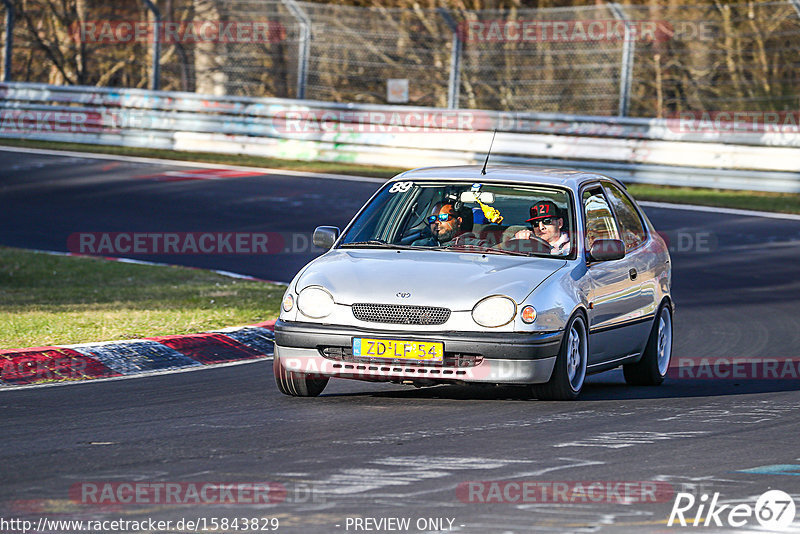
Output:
top-left (526, 200), bottom-right (561, 222)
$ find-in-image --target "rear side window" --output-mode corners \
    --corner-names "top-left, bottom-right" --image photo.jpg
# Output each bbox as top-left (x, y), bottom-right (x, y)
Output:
top-left (582, 187), bottom-right (619, 251)
top-left (603, 183), bottom-right (647, 251)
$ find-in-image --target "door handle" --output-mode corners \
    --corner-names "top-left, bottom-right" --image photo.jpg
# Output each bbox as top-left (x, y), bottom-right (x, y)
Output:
top-left (629, 268), bottom-right (637, 280)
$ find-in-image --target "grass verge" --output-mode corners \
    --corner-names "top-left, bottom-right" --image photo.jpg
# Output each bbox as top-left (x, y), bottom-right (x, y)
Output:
top-left (626, 184), bottom-right (800, 214)
top-left (0, 246), bottom-right (284, 350)
top-left (2, 138), bottom-right (799, 214)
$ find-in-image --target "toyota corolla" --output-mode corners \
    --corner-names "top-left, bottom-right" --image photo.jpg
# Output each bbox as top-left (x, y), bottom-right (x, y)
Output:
top-left (274, 165), bottom-right (673, 400)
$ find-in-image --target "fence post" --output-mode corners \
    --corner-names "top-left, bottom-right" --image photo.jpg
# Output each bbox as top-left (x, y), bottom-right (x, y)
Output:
top-left (1, 0), bottom-right (12, 82)
top-left (609, 3), bottom-right (634, 117)
top-left (437, 8), bottom-right (462, 109)
top-left (141, 0), bottom-right (161, 90)
top-left (282, 0), bottom-right (310, 100)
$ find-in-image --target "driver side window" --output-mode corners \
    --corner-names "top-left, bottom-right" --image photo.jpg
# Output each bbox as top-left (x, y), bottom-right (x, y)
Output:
top-left (582, 188), bottom-right (620, 251)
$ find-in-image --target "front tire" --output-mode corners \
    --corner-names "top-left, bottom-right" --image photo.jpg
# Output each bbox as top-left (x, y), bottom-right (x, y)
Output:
top-left (623, 303), bottom-right (673, 386)
top-left (531, 313), bottom-right (588, 400)
top-left (273, 354), bottom-right (329, 397)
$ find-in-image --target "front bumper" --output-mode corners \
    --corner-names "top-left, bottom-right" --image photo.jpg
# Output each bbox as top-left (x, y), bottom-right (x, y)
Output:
top-left (274, 320), bottom-right (562, 385)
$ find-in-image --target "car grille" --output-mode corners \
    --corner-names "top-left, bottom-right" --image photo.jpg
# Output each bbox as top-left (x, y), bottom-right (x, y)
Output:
top-left (351, 303), bottom-right (451, 325)
top-left (320, 346), bottom-right (482, 368)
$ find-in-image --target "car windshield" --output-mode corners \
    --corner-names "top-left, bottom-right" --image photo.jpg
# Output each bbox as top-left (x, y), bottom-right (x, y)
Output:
top-left (339, 180), bottom-right (574, 258)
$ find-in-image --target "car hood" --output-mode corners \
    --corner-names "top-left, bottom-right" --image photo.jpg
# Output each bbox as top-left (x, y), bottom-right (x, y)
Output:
top-left (294, 249), bottom-right (567, 310)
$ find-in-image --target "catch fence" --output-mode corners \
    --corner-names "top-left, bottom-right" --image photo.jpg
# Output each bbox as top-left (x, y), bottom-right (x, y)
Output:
top-left (2, 1), bottom-right (800, 117)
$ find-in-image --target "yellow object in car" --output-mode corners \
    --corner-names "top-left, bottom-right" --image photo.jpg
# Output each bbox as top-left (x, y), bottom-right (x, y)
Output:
top-left (476, 198), bottom-right (503, 224)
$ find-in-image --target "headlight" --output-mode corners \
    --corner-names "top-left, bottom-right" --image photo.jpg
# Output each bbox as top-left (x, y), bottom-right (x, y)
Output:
top-left (472, 295), bottom-right (516, 328)
top-left (296, 286), bottom-right (335, 318)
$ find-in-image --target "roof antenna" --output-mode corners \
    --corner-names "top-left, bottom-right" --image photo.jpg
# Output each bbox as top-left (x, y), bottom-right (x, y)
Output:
top-left (481, 129), bottom-right (497, 176)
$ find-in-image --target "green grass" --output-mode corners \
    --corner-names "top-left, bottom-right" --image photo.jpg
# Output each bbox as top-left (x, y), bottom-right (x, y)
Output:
top-left (2, 138), bottom-right (798, 214)
top-left (626, 184), bottom-right (800, 214)
top-left (0, 247), bottom-right (284, 350)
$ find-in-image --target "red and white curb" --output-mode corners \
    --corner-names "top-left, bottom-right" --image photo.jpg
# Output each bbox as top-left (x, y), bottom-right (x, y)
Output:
top-left (0, 321), bottom-right (274, 388)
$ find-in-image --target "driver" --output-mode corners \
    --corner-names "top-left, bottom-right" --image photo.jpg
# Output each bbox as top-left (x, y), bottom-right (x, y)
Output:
top-left (514, 200), bottom-right (571, 255)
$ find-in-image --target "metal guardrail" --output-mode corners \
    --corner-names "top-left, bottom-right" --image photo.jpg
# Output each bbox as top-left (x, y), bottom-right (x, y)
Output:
top-left (1, 82), bottom-right (799, 192)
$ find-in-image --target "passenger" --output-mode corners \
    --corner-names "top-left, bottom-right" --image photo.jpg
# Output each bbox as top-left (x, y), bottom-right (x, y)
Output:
top-left (414, 201), bottom-right (477, 247)
top-left (514, 200), bottom-right (571, 255)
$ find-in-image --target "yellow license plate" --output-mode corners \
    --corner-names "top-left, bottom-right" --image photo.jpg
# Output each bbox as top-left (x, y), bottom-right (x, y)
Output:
top-left (353, 338), bottom-right (443, 362)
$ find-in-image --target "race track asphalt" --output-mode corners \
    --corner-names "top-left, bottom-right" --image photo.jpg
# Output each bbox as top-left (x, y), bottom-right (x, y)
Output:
top-left (2, 148), bottom-right (800, 533)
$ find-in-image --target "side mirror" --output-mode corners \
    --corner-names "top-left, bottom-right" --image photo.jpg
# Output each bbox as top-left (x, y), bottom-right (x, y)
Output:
top-left (313, 226), bottom-right (340, 250)
top-left (589, 239), bottom-right (626, 262)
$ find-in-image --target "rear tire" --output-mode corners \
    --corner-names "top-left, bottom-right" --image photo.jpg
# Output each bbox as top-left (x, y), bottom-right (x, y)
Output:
top-left (273, 355), bottom-right (329, 397)
top-left (531, 313), bottom-right (588, 401)
top-left (623, 303), bottom-right (672, 386)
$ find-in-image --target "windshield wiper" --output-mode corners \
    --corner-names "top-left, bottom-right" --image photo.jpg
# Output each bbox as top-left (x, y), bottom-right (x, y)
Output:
top-left (339, 240), bottom-right (426, 250)
top-left (432, 244), bottom-right (526, 256)
top-left (431, 244), bottom-right (557, 257)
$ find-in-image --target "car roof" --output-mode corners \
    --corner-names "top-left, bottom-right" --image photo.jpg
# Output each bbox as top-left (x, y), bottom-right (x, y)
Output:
top-left (392, 165), bottom-right (623, 190)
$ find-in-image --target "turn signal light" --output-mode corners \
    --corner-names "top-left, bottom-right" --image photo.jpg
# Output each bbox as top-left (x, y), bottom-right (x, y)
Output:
top-left (520, 305), bottom-right (537, 324)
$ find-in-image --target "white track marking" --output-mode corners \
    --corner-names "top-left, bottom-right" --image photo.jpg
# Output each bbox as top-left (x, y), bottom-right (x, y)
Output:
top-left (639, 200), bottom-right (800, 221)
top-left (657, 403), bottom-right (798, 425)
top-left (0, 145), bottom-right (387, 183)
top-left (554, 431), bottom-right (708, 449)
top-left (334, 411), bottom-right (612, 446)
top-left (309, 457), bottom-right (537, 496)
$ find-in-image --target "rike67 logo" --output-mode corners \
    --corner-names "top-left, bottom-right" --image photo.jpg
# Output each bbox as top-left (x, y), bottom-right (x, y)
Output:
top-left (668, 489), bottom-right (796, 530)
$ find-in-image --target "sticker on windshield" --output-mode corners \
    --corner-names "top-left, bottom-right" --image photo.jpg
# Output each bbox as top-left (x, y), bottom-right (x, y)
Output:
top-left (389, 181), bottom-right (413, 193)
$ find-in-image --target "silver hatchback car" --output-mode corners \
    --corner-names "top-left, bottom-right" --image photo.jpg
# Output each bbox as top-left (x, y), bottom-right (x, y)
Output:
top-left (274, 166), bottom-right (673, 400)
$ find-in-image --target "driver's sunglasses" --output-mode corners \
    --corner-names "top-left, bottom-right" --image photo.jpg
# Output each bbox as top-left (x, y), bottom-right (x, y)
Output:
top-left (427, 213), bottom-right (455, 224)
top-left (534, 217), bottom-right (555, 226)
